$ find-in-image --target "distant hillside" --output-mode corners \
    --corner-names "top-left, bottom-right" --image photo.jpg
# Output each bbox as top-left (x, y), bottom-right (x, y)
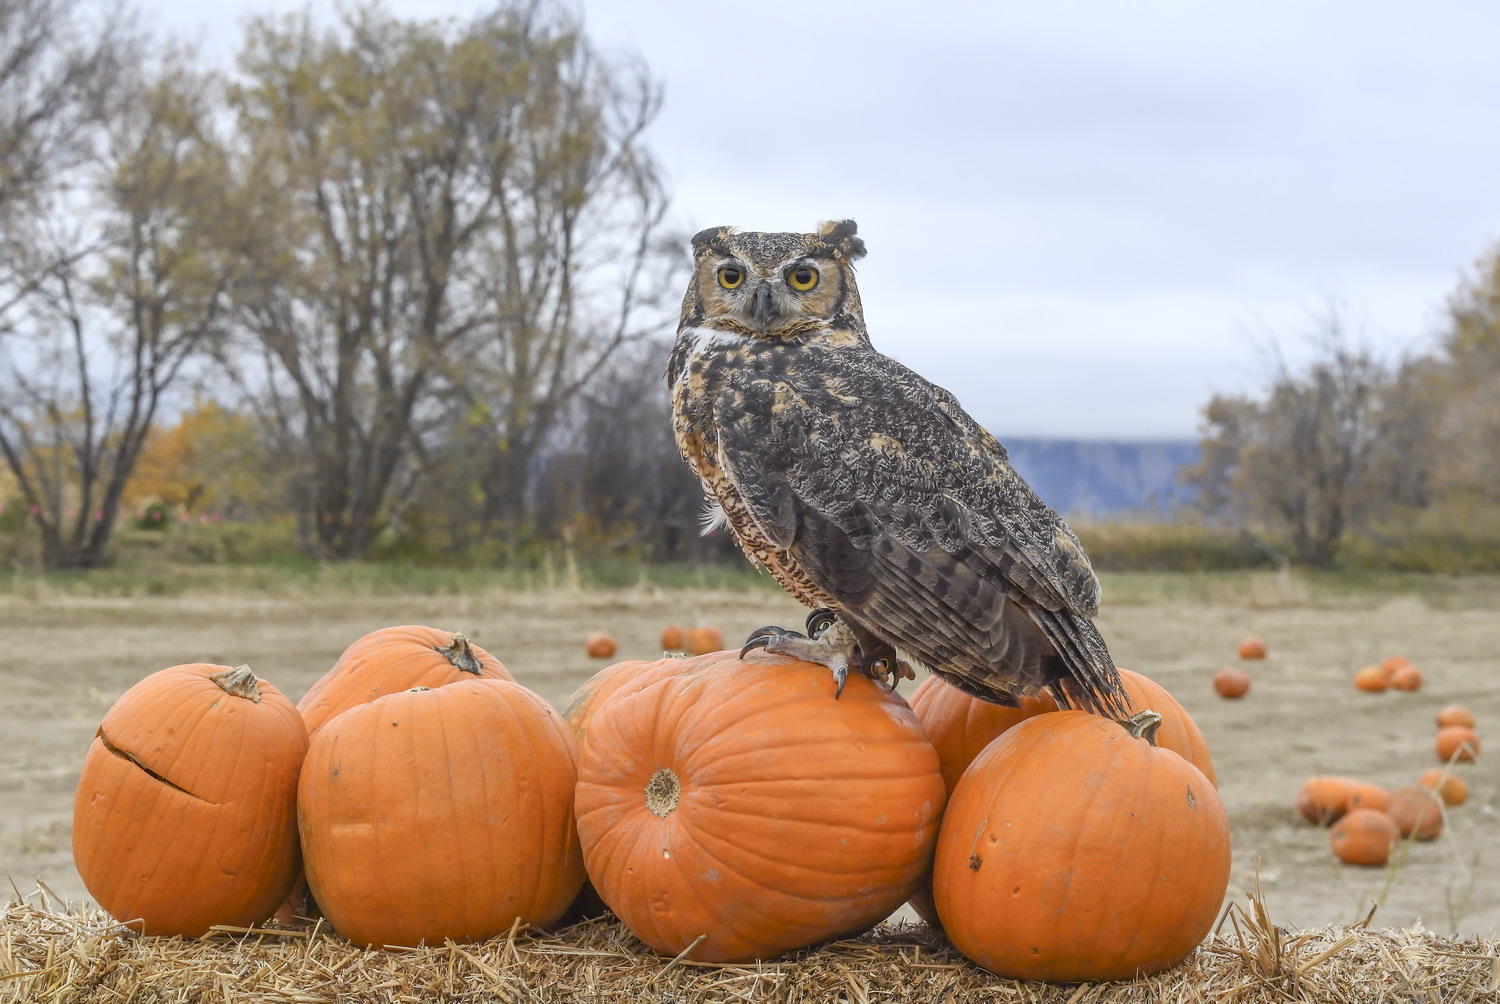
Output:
top-left (1001, 438), bottom-right (1199, 518)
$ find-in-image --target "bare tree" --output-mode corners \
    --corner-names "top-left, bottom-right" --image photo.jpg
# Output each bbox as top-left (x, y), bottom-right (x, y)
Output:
top-left (0, 58), bottom-right (239, 567)
top-left (1183, 308), bottom-right (1431, 567)
top-left (223, 1), bottom-right (671, 560)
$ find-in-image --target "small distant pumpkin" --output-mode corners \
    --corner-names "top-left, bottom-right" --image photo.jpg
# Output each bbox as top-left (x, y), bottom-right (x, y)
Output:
top-left (1353, 666), bottom-right (1388, 693)
top-left (1212, 668), bottom-right (1250, 699)
top-left (1389, 665), bottom-right (1423, 692)
top-left (1237, 637), bottom-right (1267, 660)
top-left (585, 633), bottom-right (618, 659)
top-left (1417, 769), bottom-right (1468, 807)
top-left (1346, 782), bottom-right (1390, 814)
top-left (686, 625), bottom-right (725, 655)
top-left (1329, 809), bottom-right (1398, 866)
top-left (1387, 787), bottom-right (1443, 841)
top-left (660, 625), bottom-right (686, 651)
top-left (1436, 726), bottom-right (1480, 763)
top-left (1296, 776), bottom-right (1360, 825)
top-left (1436, 705), bottom-right (1476, 729)
top-left (1379, 655), bottom-right (1409, 681)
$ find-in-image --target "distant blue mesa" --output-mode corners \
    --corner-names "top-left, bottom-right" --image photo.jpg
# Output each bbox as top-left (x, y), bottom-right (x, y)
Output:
top-left (1001, 438), bottom-right (1199, 519)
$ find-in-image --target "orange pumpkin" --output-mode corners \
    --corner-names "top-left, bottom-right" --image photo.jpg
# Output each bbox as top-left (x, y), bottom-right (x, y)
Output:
top-left (1387, 787), bottom-right (1443, 840)
top-left (1379, 655), bottom-right (1409, 681)
top-left (1390, 665), bottom-right (1423, 692)
top-left (1436, 705), bottom-right (1476, 729)
top-left (1329, 809), bottom-right (1398, 866)
top-left (909, 668), bottom-right (1216, 793)
top-left (562, 653), bottom-right (745, 739)
top-left (1296, 776), bottom-right (1360, 825)
top-left (1346, 782), bottom-right (1390, 814)
top-left (299, 679), bottom-right (583, 947)
top-left (1238, 637), bottom-right (1268, 660)
top-left (933, 711), bottom-right (1229, 981)
top-left (906, 676), bottom-right (1055, 794)
top-left (660, 625), bottom-right (686, 651)
top-left (1353, 666), bottom-right (1388, 692)
top-left (299, 625), bottom-right (510, 735)
top-left (1436, 726), bottom-right (1481, 763)
top-left (904, 667), bottom-right (1215, 927)
top-left (73, 664), bottom-right (306, 936)
top-left (1213, 667), bottom-right (1251, 699)
top-left (575, 652), bottom-right (944, 962)
top-left (1417, 769), bottom-right (1468, 806)
top-left (584, 632), bottom-right (618, 658)
top-left (685, 625), bottom-right (725, 656)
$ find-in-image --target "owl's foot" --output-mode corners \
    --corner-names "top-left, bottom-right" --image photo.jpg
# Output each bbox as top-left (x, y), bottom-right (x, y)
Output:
top-left (739, 618), bottom-right (874, 698)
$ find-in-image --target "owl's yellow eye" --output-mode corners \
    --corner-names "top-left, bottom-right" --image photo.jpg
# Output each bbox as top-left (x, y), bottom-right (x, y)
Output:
top-left (717, 266), bottom-right (745, 289)
top-left (786, 265), bottom-right (819, 291)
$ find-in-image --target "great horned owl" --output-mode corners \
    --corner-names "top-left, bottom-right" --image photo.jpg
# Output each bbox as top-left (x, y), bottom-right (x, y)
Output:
top-left (667, 220), bottom-right (1127, 715)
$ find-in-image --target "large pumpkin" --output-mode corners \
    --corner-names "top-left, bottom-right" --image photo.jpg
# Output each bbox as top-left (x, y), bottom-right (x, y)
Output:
top-left (907, 668), bottom-right (1216, 926)
top-left (932, 711), bottom-right (1230, 981)
top-left (299, 678), bottom-right (583, 947)
top-left (575, 652), bottom-right (945, 962)
top-left (298, 625), bottom-right (510, 735)
top-left (73, 664), bottom-right (306, 936)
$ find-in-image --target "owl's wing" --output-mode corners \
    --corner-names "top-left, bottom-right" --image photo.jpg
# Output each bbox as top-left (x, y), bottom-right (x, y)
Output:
top-left (712, 344), bottom-right (1124, 714)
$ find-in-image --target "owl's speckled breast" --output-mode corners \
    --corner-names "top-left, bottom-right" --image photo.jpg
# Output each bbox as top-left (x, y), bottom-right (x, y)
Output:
top-left (670, 327), bottom-right (835, 609)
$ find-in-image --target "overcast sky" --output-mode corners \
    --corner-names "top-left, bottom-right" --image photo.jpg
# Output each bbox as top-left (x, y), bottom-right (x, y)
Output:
top-left (159, 0), bottom-right (1500, 438)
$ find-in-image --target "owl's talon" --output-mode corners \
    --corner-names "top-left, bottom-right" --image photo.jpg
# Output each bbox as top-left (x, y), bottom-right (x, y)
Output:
top-left (805, 608), bottom-right (838, 639)
top-left (739, 625), bottom-right (805, 659)
top-left (832, 664), bottom-right (848, 699)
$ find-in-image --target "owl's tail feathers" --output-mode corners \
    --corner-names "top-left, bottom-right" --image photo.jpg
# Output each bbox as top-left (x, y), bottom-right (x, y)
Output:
top-left (1031, 607), bottom-right (1131, 720)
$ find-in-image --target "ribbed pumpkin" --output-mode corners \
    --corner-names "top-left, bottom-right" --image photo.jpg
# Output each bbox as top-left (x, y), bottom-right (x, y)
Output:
top-left (559, 653), bottom-right (728, 922)
top-left (298, 625), bottom-right (510, 735)
top-left (575, 652), bottom-right (944, 962)
top-left (562, 652), bottom-right (746, 739)
top-left (73, 664), bottom-right (306, 936)
top-left (932, 711), bottom-right (1229, 981)
top-left (299, 679), bottom-right (582, 947)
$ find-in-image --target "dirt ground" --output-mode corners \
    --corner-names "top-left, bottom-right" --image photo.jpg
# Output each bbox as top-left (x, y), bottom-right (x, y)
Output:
top-left (2, 573), bottom-right (1497, 935)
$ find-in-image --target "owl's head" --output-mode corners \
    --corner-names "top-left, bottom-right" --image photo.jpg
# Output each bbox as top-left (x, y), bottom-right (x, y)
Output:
top-left (679, 220), bottom-right (868, 340)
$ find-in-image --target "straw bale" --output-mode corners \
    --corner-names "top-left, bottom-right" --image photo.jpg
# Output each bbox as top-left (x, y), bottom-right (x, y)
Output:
top-left (1, 887), bottom-right (1495, 1003)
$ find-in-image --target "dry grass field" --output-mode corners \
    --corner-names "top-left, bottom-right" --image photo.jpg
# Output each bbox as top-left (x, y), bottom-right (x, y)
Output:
top-left (2, 568), bottom-right (1497, 938)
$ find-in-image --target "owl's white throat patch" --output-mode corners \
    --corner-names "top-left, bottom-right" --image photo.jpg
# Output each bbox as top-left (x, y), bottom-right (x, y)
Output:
top-left (680, 325), bottom-right (749, 362)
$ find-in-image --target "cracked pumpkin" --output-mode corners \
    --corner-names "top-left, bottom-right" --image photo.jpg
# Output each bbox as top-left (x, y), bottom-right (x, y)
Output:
top-left (72, 663), bottom-right (307, 936)
top-left (932, 710), bottom-right (1230, 981)
top-left (574, 652), bottom-right (945, 962)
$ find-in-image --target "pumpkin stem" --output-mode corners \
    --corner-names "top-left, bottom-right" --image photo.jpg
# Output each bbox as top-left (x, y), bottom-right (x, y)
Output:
top-left (436, 633), bottom-right (483, 675)
top-left (210, 665), bottom-right (262, 703)
top-left (1124, 709), bottom-right (1162, 745)
top-left (645, 767), bottom-right (681, 817)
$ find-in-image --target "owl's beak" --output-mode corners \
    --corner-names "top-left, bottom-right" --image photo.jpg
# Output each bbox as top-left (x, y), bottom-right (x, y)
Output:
top-left (749, 282), bottom-right (777, 328)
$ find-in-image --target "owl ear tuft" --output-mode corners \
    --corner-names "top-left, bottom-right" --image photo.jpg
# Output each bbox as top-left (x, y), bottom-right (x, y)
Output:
top-left (690, 226), bottom-right (731, 252)
top-left (817, 219), bottom-right (866, 261)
